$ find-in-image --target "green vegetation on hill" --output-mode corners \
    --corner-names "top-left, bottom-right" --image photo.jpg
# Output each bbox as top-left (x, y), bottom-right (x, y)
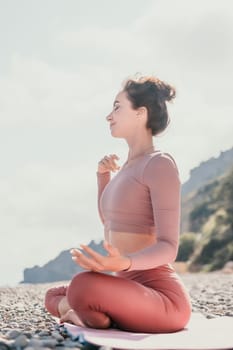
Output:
top-left (176, 232), bottom-right (197, 262)
top-left (178, 166), bottom-right (233, 271)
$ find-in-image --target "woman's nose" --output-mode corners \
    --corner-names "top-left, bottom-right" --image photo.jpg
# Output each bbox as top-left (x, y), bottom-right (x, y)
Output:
top-left (106, 113), bottom-right (112, 121)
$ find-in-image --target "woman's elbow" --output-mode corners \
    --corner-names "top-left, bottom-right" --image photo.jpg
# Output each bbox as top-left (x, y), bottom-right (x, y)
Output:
top-left (169, 241), bottom-right (179, 263)
top-left (159, 238), bottom-right (178, 263)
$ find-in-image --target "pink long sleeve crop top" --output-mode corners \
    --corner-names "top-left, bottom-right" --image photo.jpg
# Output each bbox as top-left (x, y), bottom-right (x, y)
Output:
top-left (96, 150), bottom-right (181, 271)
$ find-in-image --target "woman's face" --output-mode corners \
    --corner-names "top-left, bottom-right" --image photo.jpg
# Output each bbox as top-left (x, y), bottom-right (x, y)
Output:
top-left (106, 90), bottom-right (139, 138)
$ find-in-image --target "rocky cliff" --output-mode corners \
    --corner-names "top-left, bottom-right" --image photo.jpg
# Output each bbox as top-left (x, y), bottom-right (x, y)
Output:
top-left (181, 147), bottom-right (233, 196)
top-left (181, 147), bottom-right (233, 232)
top-left (182, 165), bottom-right (233, 271)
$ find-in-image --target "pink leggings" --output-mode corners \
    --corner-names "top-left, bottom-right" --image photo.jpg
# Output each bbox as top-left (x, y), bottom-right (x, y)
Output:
top-left (44, 264), bottom-right (191, 333)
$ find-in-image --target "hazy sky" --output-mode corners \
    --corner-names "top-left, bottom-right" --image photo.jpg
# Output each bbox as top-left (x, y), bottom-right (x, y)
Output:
top-left (0, 0), bottom-right (233, 286)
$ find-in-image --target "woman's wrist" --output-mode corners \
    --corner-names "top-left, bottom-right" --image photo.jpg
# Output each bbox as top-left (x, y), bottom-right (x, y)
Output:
top-left (96, 171), bottom-right (110, 175)
top-left (122, 256), bottom-right (132, 271)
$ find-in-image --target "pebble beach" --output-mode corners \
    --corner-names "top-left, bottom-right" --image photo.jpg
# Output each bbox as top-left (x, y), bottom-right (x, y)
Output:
top-left (0, 272), bottom-right (233, 350)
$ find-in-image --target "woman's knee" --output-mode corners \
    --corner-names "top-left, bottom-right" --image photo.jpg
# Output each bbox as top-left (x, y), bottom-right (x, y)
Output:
top-left (66, 272), bottom-right (113, 329)
top-left (67, 271), bottom-right (107, 309)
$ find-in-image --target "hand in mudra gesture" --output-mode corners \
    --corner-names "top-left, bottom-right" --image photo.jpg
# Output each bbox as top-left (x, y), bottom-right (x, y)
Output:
top-left (70, 241), bottom-right (131, 272)
top-left (98, 154), bottom-right (121, 174)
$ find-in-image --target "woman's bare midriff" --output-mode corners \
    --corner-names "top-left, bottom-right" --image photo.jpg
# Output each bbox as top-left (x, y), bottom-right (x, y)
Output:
top-left (105, 230), bottom-right (157, 255)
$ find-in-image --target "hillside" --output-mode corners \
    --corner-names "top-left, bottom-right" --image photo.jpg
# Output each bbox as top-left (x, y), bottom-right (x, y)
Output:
top-left (181, 147), bottom-right (233, 196)
top-left (178, 165), bottom-right (233, 271)
top-left (181, 147), bottom-right (233, 233)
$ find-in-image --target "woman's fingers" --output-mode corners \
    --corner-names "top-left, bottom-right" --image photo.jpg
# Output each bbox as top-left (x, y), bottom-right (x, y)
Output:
top-left (112, 154), bottom-right (119, 160)
top-left (71, 256), bottom-right (91, 270)
top-left (103, 155), bottom-right (117, 171)
top-left (72, 256), bottom-right (103, 271)
top-left (110, 154), bottom-right (120, 170)
top-left (79, 245), bottom-right (104, 262)
top-left (70, 243), bottom-right (128, 272)
top-left (103, 156), bottom-right (115, 171)
top-left (98, 154), bottom-right (120, 172)
top-left (71, 248), bottom-right (104, 271)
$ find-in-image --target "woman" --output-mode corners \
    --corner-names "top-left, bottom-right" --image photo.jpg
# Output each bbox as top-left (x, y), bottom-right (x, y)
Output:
top-left (45, 75), bottom-right (192, 333)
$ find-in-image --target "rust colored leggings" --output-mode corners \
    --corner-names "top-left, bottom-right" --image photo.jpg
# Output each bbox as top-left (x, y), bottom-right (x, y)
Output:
top-left (45, 264), bottom-right (191, 333)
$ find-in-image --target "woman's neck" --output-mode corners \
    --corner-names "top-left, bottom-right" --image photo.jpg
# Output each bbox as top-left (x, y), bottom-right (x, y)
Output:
top-left (127, 144), bottom-right (155, 162)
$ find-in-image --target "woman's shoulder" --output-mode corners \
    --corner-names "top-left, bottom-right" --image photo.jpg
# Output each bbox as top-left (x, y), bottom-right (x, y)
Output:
top-left (149, 150), bottom-right (178, 168)
top-left (141, 150), bottom-right (180, 183)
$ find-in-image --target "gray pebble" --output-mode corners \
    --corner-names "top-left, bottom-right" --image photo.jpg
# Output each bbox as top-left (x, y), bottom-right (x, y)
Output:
top-left (25, 348), bottom-right (51, 350)
top-left (6, 330), bottom-right (21, 340)
top-left (14, 334), bottom-right (29, 348)
top-left (37, 331), bottom-right (50, 337)
top-left (206, 314), bottom-right (216, 319)
top-left (41, 338), bottom-right (57, 348)
top-left (0, 342), bottom-right (10, 350)
top-left (225, 311), bottom-right (233, 316)
top-left (51, 331), bottom-right (64, 342)
top-left (8, 323), bottom-right (19, 329)
top-left (28, 338), bottom-right (43, 347)
top-left (22, 333), bottom-right (32, 339)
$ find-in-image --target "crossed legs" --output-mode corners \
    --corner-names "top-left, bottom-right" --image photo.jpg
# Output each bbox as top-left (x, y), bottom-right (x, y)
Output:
top-left (45, 268), bottom-right (191, 333)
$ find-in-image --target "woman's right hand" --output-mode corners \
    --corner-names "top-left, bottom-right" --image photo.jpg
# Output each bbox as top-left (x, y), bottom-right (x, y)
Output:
top-left (97, 154), bottom-right (120, 174)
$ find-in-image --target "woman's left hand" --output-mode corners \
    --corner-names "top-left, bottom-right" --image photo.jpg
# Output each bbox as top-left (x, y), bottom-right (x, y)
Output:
top-left (70, 241), bottom-right (131, 272)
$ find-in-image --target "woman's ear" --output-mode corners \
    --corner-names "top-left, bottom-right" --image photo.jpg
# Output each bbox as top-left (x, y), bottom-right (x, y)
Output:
top-left (137, 106), bottom-right (147, 117)
top-left (136, 107), bottom-right (148, 125)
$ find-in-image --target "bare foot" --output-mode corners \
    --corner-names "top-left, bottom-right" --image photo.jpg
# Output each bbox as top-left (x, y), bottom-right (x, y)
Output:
top-left (58, 296), bottom-right (71, 316)
top-left (60, 309), bottom-right (85, 327)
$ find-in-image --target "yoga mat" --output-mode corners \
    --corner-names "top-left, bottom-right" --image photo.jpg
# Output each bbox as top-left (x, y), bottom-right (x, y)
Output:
top-left (62, 313), bottom-right (233, 349)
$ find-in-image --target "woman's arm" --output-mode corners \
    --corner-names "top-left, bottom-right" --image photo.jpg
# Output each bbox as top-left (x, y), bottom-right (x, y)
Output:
top-left (96, 154), bottom-right (120, 225)
top-left (97, 171), bottom-right (111, 224)
top-left (126, 154), bottom-right (181, 271)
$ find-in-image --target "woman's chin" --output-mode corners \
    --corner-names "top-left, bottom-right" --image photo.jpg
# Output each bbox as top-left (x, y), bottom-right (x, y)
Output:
top-left (110, 130), bottom-right (124, 139)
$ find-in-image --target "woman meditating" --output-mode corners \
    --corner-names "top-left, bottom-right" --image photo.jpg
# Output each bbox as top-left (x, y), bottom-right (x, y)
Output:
top-left (45, 75), bottom-right (192, 333)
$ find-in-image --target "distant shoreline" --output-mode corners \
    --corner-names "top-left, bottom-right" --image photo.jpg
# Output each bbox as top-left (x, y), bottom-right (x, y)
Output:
top-left (1, 266), bottom-right (232, 288)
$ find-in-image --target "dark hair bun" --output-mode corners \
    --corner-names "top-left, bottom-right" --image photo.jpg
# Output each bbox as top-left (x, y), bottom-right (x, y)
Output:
top-left (134, 76), bottom-right (176, 103)
top-left (158, 82), bottom-right (176, 102)
top-left (122, 74), bottom-right (176, 136)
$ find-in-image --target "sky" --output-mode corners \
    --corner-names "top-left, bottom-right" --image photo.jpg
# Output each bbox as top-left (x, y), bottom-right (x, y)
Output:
top-left (0, 0), bottom-right (233, 286)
